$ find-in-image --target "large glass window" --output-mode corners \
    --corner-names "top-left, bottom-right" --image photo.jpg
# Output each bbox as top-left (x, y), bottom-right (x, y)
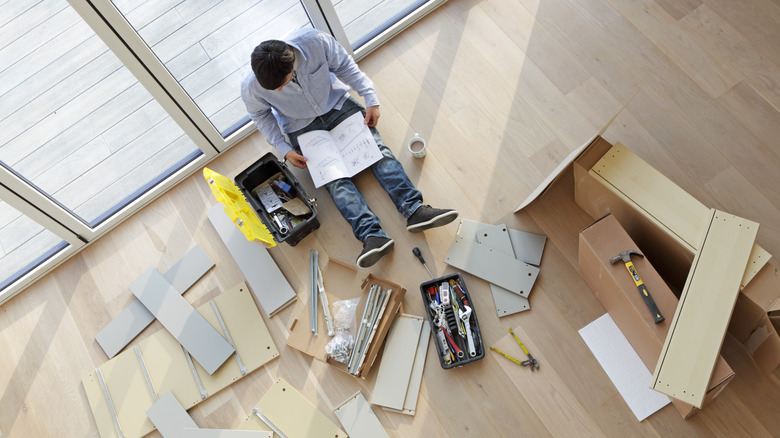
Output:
top-left (111, 0), bottom-right (314, 138)
top-left (0, 0), bottom-right (203, 228)
top-left (0, 200), bottom-right (69, 292)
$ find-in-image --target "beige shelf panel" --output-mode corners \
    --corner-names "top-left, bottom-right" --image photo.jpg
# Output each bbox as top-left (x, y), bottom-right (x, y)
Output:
top-left (651, 209), bottom-right (758, 408)
top-left (589, 142), bottom-right (769, 288)
top-left (83, 282), bottom-right (279, 438)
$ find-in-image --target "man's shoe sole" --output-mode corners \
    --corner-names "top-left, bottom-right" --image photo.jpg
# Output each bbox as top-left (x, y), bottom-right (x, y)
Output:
top-left (406, 210), bottom-right (459, 232)
top-left (357, 239), bottom-right (395, 268)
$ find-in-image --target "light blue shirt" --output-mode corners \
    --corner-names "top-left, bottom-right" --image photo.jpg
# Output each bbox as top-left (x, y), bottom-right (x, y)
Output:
top-left (241, 28), bottom-right (379, 158)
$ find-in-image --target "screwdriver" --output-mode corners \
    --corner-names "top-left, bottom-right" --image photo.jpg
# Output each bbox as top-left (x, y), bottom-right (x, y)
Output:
top-left (412, 247), bottom-right (434, 279)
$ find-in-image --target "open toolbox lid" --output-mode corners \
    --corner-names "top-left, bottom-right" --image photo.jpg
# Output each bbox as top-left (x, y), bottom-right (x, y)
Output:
top-left (203, 167), bottom-right (276, 248)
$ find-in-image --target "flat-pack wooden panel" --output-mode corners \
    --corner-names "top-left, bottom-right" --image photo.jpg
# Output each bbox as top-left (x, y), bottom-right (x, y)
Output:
top-left (652, 210), bottom-right (758, 408)
top-left (333, 391), bottom-right (389, 438)
top-left (95, 244), bottom-right (214, 358)
top-left (286, 257), bottom-right (405, 377)
top-left (254, 378), bottom-right (347, 438)
top-left (206, 205), bottom-right (296, 316)
top-left (588, 142), bottom-right (769, 288)
top-left (371, 314), bottom-right (424, 410)
top-left (83, 283), bottom-right (279, 438)
top-left (146, 392), bottom-right (199, 436)
top-left (130, 268), bottom-right (235, 375)
top-left (444, 235), bottom-right (539, 298)
top-left (456, 220), bottom-right (534, 316)
top-left (384, 320), bottom-right (431, 415)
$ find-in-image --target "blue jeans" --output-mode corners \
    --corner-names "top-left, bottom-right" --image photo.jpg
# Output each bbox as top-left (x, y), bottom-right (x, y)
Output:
top-left (288, 97), bottom-right (423, 242)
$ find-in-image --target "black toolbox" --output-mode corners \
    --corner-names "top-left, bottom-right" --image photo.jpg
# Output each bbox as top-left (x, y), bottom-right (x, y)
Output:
top-left (205, 152), bottom-right (318, 247)
top-left (420, 273), bottom-right (485, 369)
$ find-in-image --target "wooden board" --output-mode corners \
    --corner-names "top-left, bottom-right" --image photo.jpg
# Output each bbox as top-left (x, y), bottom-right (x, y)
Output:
top-left (589, 142), bottom-right (770, 288)
top-left (82, 283), bottom-right (279, 438)
top-left (370, 314), bottom-right (424, 410)
top-left (444, 234), bottom-right (540, 298)
top-left (333, 391), bottom-right (389, 438)
top-left (129, 268), bottom-right (234, 375)
top-left (383, 320), bottom-right (431, 415)
top-left (651, 209), bottom-right (758, 408)
top-left (206, 204), bottom-right (296, 316)
top-left (254, 377), bottom-right (347, 438)
top-left (95, 244), bottom-right (214, 358)
top-left (473, 222), bottom-right (533, 316)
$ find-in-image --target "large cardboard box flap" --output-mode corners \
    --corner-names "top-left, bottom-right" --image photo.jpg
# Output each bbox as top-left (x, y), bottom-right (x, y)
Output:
top-left (578, 214), bottom-right (734, 419)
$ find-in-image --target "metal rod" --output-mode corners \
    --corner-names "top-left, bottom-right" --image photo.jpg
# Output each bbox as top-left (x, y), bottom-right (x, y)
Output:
top-left (182, 346), bottom-right (208, 399)
top-left (253, 407), bottom-right (289, 438)
top-left (96, 368), bottom-right (125, 438)
top-left (210, 300), bottom-right (247, 375)
top-left (133, 345), bottom-right (158, 401)
top-left (347, 284), bottom-right (377, 373)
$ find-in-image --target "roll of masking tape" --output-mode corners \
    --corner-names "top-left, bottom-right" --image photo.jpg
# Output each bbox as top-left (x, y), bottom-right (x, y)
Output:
top-left (407, 133), bottom-right (427, 158)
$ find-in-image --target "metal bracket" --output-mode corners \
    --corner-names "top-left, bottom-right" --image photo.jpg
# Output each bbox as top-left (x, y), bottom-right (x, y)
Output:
top-left (96, 368), bottom-right (125, 438)
top-left (133, 345), bottom-right (158, 401)
top-left (182, 346), bottom-right (208, 399)
top-left (210, 300), bottom-right (247, 375)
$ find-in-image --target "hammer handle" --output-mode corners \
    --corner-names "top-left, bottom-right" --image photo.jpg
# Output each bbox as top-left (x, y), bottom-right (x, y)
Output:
top-left (624, 261), bottom-right (665, 324)
top-left (637, 283), bottom-right (664, 324)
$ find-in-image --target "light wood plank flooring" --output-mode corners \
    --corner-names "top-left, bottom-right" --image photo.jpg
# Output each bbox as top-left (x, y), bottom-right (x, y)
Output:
top-left (2, 0), bottom-right (780, 436)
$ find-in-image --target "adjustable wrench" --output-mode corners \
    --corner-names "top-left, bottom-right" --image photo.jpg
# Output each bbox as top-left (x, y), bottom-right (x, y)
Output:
top-left (459, 306), bottom-right (477, 357)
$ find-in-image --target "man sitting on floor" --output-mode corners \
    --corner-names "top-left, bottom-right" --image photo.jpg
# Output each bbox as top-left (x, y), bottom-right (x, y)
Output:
top-left (241, 28), bottom-right (458, 267)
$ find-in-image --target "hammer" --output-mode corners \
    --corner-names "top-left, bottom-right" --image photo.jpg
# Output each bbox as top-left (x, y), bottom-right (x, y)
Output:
top-left (609, 250), bottom-right (665, 324)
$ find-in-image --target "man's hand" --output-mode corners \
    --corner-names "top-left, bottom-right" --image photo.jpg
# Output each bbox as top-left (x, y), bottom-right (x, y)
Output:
top-left (364, 105), bottom-right (380, 127)
top-left (285, 150), bottom-right (308, 168)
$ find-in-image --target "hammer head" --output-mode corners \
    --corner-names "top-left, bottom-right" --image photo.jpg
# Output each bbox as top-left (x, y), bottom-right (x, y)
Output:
top-left (609, 250), bottom-right (644, 265)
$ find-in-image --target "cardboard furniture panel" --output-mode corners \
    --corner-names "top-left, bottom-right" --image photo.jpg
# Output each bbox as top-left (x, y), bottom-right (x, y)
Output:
top-left (651, 210), bottom-right (758, 408)
top-left (578, 214), bottom-right (734, 418)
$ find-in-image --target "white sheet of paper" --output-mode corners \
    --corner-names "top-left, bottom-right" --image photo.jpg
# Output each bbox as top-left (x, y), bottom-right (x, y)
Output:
top-left (579, 314), bottom-right (671, 421)
top-left (298, 112), bottom-right (382, 187)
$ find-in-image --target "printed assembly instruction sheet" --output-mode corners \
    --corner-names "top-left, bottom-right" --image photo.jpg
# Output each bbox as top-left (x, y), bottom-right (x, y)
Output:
top-left (297, 112), bottom-right (383, 188)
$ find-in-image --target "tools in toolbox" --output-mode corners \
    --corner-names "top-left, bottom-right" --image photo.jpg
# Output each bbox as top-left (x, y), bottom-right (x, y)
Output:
top-left (204, 153), bottom-right (319, 248)
top-left (490, 327), bottom-right (540, 372)
top-left (413, 247), bottom-right (484, 368)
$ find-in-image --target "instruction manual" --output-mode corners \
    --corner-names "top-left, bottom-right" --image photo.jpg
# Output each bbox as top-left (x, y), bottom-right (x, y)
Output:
top-left (297, 112), bottom-right (383, 188)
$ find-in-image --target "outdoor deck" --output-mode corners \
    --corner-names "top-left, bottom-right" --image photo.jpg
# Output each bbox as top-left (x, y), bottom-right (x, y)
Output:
top-left (0, 0), bottom-right (419, 285)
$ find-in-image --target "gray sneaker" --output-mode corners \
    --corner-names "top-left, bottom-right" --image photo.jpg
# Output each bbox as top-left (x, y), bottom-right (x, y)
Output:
top-left (357, 236), bottom-right (394, 268)
top-left (406, 205), bottom-right (459, 232)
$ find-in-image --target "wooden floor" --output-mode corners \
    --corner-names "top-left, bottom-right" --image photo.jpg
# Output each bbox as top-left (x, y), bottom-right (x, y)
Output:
top-left (2, 0), bottom-right (780, 436)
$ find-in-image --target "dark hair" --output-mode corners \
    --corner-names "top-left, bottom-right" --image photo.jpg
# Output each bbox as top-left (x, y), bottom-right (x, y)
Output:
top-left (251, 40), bottom-right (295, 90)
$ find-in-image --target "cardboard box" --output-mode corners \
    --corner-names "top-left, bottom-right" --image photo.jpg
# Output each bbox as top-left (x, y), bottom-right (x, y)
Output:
top-left (286, 257), bottom-right (406, 378)
top-left (578, 214), bottom-right (735, 419)
top-left (571, 136), bottom-right (780, 374)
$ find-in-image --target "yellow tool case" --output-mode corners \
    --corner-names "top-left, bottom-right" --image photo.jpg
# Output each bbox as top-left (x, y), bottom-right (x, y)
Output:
top-left (204, 153), bottom-right (319, 247)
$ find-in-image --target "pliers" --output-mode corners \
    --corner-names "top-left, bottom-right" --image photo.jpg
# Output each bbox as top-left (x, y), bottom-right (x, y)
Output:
top-left (490, 327), bottom-right (540, 371)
